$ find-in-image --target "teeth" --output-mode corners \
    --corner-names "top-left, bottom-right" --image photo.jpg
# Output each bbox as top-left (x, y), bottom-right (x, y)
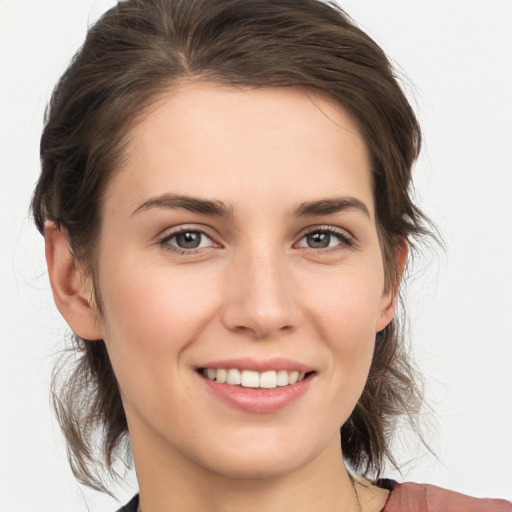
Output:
top-left (276, 370), bottom-right (289, 386)
top-left (203, 368), bottom-right (308, 389)
top-left (227, 368), bottom-right (241, 385)
top-left (241, 370), bottom-right (259, 388)
top-left (259, 370), bottom-right (277, 389)
top-left (288, 371), bottom-right (299, 385)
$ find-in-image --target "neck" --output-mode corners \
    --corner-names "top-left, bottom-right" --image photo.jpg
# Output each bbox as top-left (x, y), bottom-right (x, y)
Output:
top-left (133, 434), bottom-right (372, 512)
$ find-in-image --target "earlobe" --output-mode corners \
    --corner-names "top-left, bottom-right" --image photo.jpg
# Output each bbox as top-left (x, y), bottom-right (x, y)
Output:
top-left (44, 222), bottom-right (103, 340)
top-left (376, 243), bottom-right (408, 332)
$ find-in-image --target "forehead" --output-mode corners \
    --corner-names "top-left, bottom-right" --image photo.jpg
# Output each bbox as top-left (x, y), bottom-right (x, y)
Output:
top-left (105, 82), bottom-right (374, 220)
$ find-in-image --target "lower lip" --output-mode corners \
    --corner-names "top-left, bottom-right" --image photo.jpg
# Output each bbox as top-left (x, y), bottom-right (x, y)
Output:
top-left (200, 374), bottom-right (314, 414)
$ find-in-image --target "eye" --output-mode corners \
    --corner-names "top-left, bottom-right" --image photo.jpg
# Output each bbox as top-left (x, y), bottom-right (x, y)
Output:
top-left (160, 228), bottom-right (216, 252)
top-left (296, 227), bottom-right (353, 250)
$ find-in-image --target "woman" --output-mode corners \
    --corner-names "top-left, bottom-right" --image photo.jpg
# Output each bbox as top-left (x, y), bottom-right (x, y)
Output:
top-left (30, 0), bottom-right (511, 511)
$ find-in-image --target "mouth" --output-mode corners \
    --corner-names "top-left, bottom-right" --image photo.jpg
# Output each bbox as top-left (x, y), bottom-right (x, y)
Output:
top-left (198, 368), bottom-right (315, 389)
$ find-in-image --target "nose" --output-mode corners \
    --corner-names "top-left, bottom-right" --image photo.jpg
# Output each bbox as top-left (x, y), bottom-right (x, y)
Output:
top-left (219, 247), bottom-right (300, 339)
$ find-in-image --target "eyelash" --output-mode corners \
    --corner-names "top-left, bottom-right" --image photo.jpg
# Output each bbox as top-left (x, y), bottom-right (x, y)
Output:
top-left (158, 226), bottom-right (355, 255)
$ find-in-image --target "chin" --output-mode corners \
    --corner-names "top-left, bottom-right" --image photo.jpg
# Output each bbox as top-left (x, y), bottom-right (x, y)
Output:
top-left (201, 451), bottom-right (309, 481)
top-left (189, 426), bottom-right (340, 482)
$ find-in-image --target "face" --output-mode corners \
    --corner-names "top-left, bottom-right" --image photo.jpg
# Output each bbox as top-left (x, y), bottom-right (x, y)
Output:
top-left (92, 83), bottom-right (396, 480)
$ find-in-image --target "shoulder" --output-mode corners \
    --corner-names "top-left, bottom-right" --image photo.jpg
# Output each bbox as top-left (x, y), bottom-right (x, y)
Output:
top-left (115, 494), bottom-right (139, 512)
top-left (380, 480), bottom-right (512, 512)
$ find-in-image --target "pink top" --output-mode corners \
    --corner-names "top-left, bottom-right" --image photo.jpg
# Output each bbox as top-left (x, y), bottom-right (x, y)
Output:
top-left (381, 480), bottom-right (512, 512)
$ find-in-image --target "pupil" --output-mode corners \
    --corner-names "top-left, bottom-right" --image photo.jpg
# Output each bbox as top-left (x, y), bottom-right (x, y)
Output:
top-left (176, 232), bottom-right (201, 249)
top-left (307, 232), bottom-right (330, 248)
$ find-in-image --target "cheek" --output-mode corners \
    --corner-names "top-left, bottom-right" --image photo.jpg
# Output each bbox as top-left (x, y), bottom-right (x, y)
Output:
top-left (97, 257), bottom-right (218, 377)
top-left (325, 319), bottom-right (376, 428)
top-left (305, 261), bottom-right (386, 336)
top-left (303, 264), bottom-right (384, 406)
top-left (97, 261), bottom-right (221, 425)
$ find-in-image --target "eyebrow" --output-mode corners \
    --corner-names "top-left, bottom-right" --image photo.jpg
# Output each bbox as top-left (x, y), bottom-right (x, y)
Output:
top-left (131, 193), bottom-right (370, 219)
top-left (292, 197), bottom-right (370, 219)
top-left (132, 193), bottom-right (233, 218)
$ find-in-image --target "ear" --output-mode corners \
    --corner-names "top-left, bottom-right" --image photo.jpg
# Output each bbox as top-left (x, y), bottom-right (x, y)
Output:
top-left (375, 243), bottom-right (408, 332)
top-left (44, 222), bottom-right (103, 340)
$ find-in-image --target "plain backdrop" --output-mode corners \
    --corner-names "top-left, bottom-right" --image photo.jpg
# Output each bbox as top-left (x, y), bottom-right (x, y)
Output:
top-left (1, 0), bottom-right (511, 510)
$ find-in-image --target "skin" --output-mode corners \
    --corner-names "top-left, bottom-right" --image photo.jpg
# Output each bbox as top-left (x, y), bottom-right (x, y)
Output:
top-left (46, 83), bottom-right (399, 512)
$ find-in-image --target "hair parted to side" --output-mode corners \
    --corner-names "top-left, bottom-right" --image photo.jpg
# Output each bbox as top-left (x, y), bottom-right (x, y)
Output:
top-left (32, 0), bottom-right (433, 493)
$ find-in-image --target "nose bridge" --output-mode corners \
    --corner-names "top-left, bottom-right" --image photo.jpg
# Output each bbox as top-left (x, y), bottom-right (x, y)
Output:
top-left (221, 241), bottom-right (298, 338)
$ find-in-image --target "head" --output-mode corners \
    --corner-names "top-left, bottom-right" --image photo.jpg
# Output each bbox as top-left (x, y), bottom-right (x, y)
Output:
top-left (33, 0), bottom-right (430, 492)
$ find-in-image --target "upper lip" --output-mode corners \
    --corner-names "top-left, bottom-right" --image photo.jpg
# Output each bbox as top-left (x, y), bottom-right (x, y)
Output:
top-left (196, 357), bottom-right (315, 374)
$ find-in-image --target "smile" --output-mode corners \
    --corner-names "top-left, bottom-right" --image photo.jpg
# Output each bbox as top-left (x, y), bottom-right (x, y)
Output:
top-left (201, 368), bottom-right (308, 389)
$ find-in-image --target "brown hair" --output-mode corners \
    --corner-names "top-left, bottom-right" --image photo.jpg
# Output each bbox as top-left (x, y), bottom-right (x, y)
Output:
top-left (32, 0), bottom-right (432, 493)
